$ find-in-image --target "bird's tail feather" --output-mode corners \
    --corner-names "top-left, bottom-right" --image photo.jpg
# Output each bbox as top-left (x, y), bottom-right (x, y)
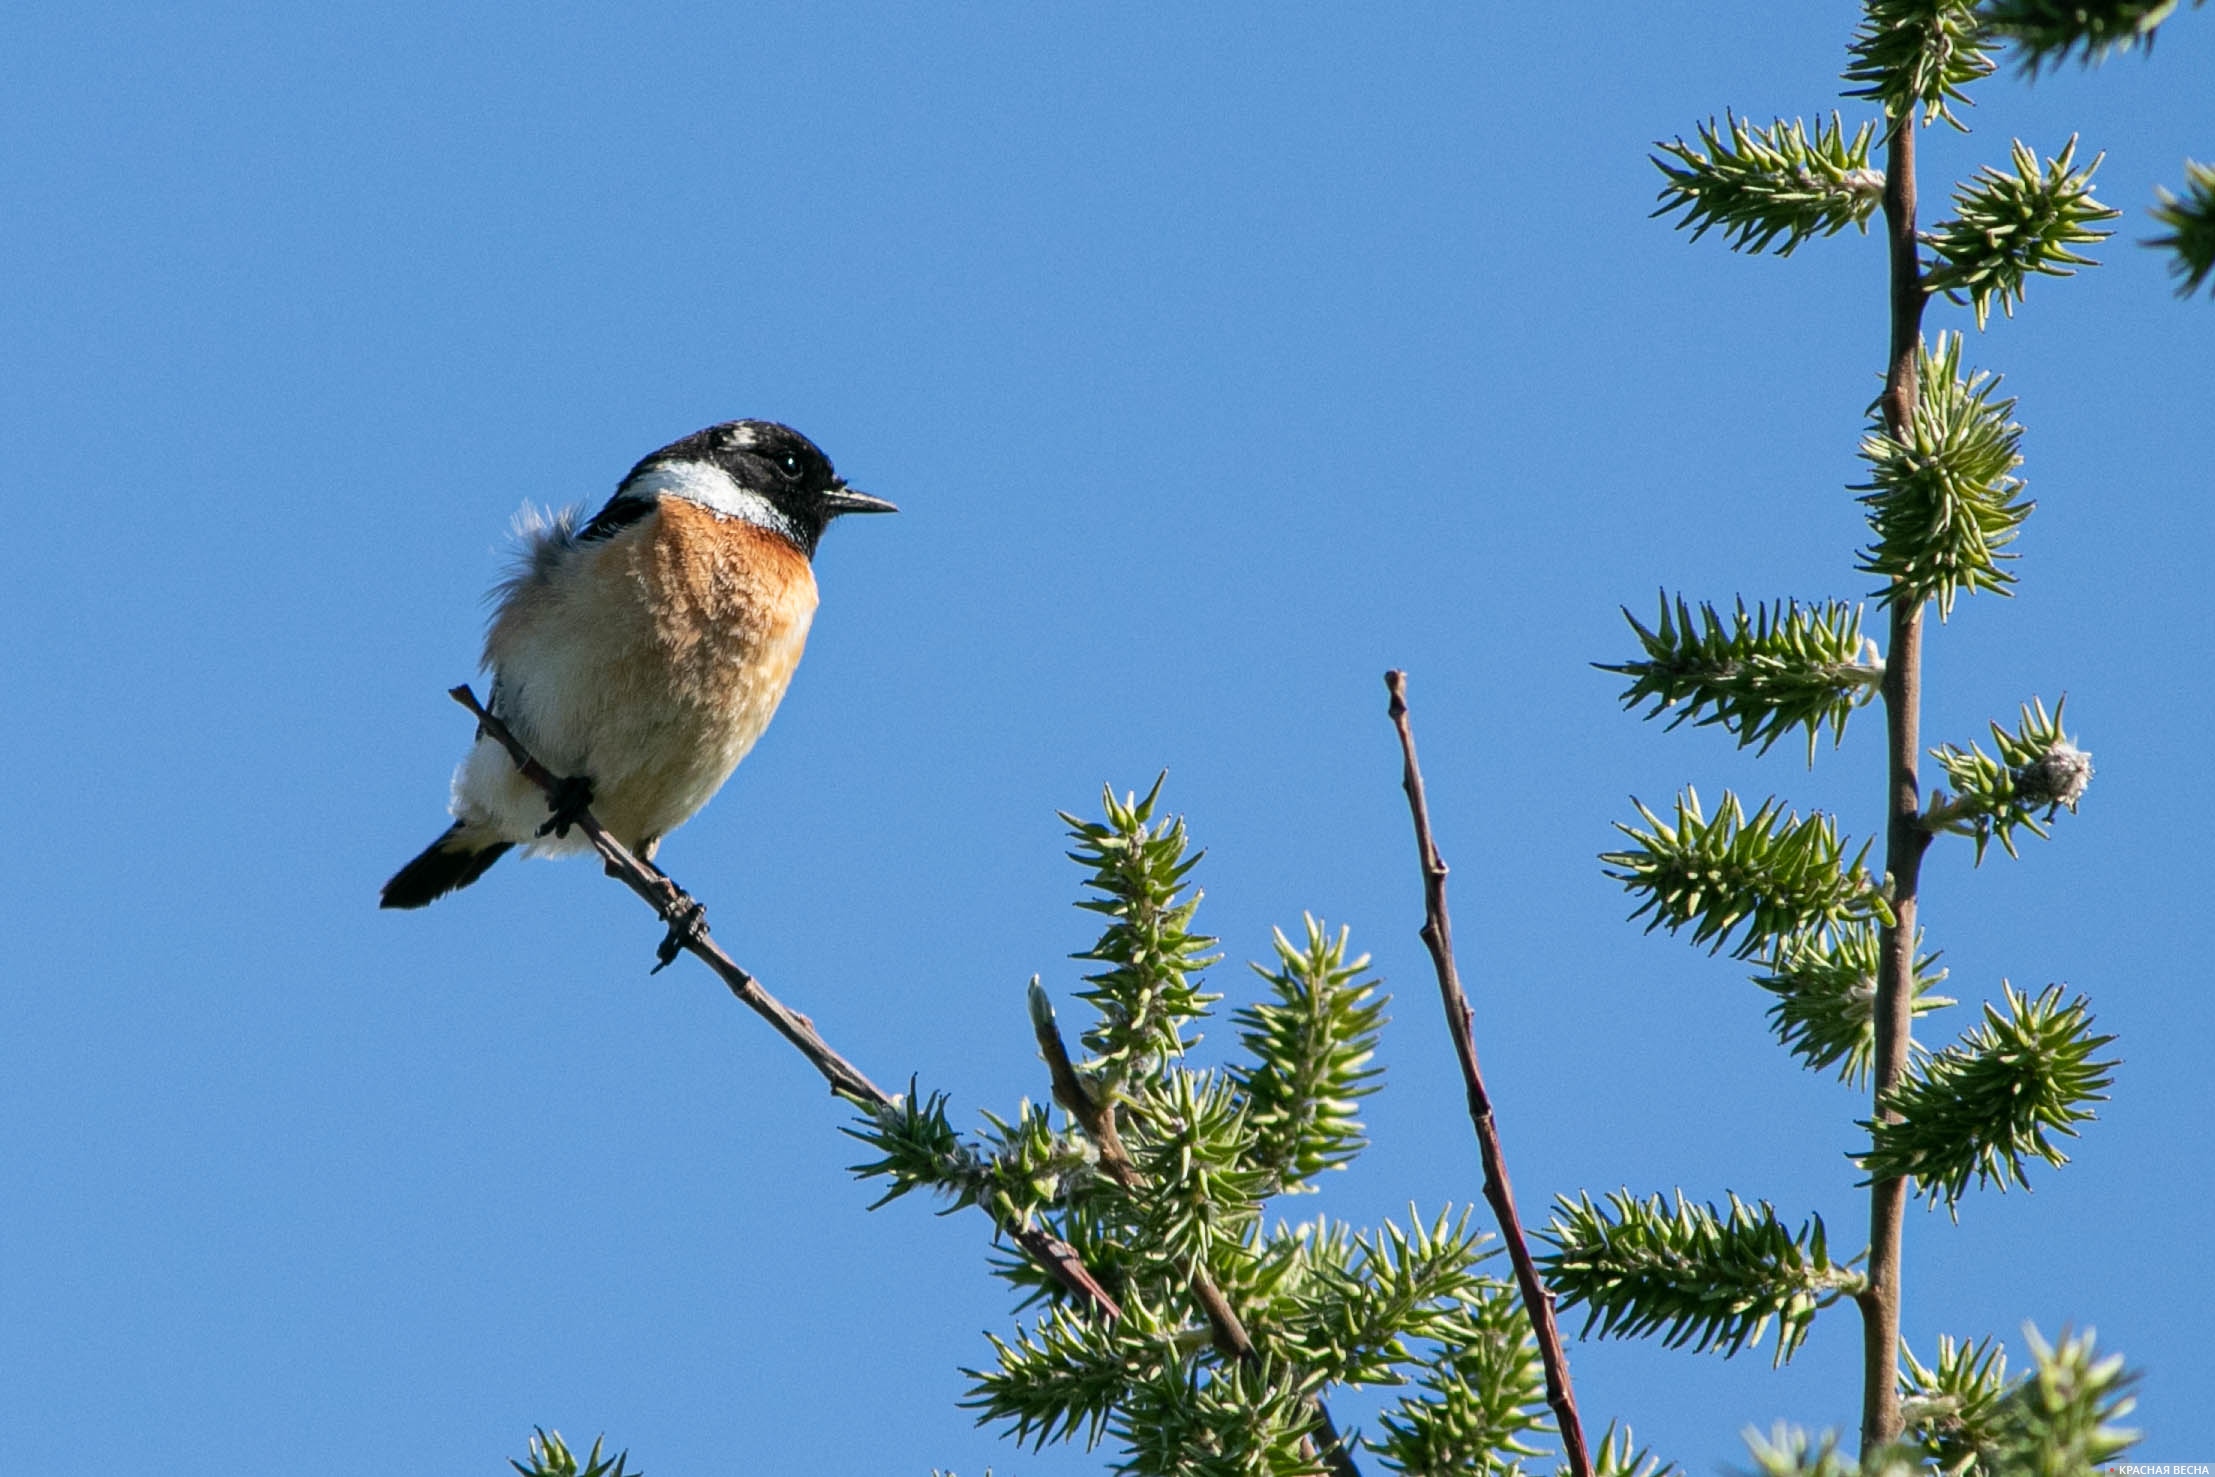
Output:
top-left (380, 824), bottom-right (513, 909)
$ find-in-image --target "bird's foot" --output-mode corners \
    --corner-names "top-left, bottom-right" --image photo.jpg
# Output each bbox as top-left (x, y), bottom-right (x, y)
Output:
top-left (537, 773), bottom-right (596, 839)
top-left (650, 884), bottom-right (708, 974)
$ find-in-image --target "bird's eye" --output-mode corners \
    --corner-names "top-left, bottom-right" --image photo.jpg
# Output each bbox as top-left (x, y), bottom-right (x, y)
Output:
top-left (776, 453), bottom-right (804, 480)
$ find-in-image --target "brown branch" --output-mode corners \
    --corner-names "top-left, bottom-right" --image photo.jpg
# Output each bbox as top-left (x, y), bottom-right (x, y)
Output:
top-left (1029, 982), bottom-right (1138, 1189)
top-left (1383, 671), bottom-right (1592, 1477)
top-left (446, 683), bottom-right (1122, 1320)
top-left (1861, 113), bottom-right (1933, 1455)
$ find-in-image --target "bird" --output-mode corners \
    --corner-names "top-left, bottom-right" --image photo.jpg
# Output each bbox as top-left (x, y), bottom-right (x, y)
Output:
top-left (380, 418), bottom-right (894, 910)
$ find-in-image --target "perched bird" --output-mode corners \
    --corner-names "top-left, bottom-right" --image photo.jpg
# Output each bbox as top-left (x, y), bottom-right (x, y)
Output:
top-left (381, 419), bottom-right (894, 910)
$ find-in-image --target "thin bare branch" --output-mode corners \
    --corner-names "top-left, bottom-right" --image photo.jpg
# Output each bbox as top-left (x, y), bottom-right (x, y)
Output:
top-left (1029, 981), bottom-right (1138, 1189)
top-left (445, 683), bottom-right (1122, 1320)
top-left (1383, 671), bottom-right (1592, 1477)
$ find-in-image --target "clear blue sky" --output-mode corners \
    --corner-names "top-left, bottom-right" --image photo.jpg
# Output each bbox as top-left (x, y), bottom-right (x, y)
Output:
top-left (4, 3), bottom-right (2208, 1472)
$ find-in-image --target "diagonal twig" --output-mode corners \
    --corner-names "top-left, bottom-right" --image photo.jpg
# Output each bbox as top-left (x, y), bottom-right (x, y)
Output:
top-left (445, 683), bottom-right (1121, 1319)
top-left (1383, 671), bottom-right (1592, 1477)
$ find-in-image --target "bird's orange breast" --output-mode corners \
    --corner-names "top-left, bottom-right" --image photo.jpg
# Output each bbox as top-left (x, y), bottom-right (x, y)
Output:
top-left (615, 497), bottom-right (819, 709)
top-left (478, 497), bottom-right (822, 850)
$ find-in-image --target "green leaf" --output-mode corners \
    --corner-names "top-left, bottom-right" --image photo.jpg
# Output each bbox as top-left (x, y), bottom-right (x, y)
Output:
top-left (1858, 983), bottom-right (2117, 1209)
top-left (2150, 158), bottom-right (2215, 298)
top-left (1651, 113), bottom-right (1884, 256)
top-left (1844, 0), bottom-right (1996, 128)
top-left (1922, 138), bottom-right (2119, 327)
top-left (1856, 332), bottom-right (2031, 616)
top-left (1604, 788), bottom-right (1888, 960)
top-left (1600, 594), bottom-right (1882, 760)
top-left (1542, 1190), bottom-right (1864, 1367)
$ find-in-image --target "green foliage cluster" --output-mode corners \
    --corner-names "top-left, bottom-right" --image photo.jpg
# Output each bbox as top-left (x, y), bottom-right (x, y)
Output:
top-left (1845, 0), bottom-right (1994, 126)
top-left (1652, 30), bottom-right (2131, 304)
top-left (1232, 933), bottom-right (1387, 1188)
top-left (1855, 333), bottom-right (2032, 616)
top-left (1068, 787), bottom-right (1224, 1087)
top-left (1860, 983), bottom-right (2118, 1210)
top-left (1983, 0), bottom-right (2212, 298)
top-left (1603, 789), bottom-right (1887, 960)
top-left (1601, 596), bottom-right (1882, 759)
top-left (1653, 117), bottom-right (2116, 301)
top-left (1982, 0), bottom-right (2200, 70)
top-left (1545, 1192), bottom-right (1861, 1366)
top-left (1921, 139), bottom-right (2118, 325)
top-left (1897, 1334), bottom-right (2011, 1473)
top-left (1753, 924), bottom-right (1952, 1087)
top-left (510, 1431), bottom-right (636, 1477)
top-left (1957, 1327), bottom-right (2138, 1471)
top-left (1569, 0), bottom-right (2137, 1463)
top-left (1928, 697), bottom-right (2094, 861)
top-left (847, 782), bottom-right (1614, 1477)
top-left (2150, 158), bottom-right (2215, 296)
top-left (1751, 1327), bottom-right (2137, 1475)
top-left (1651, 114), bottom-right (1882, 255)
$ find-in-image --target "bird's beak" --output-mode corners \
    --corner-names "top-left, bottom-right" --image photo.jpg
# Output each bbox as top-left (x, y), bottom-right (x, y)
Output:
top-left (822, 483), bottom-right (897, 517)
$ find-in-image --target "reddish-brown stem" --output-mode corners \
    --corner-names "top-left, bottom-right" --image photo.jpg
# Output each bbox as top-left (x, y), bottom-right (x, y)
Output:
top-left (445, 684), bottom-right (1123, 1320)
top-left (1859, 114), bottom-right (1931, 1453)
top-left (1383, 672), bottom-right (1592, 1477)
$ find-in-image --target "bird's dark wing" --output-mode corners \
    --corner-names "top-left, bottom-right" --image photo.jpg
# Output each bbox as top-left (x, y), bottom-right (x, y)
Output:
top-left (575, 492), bottom-right (659, 545)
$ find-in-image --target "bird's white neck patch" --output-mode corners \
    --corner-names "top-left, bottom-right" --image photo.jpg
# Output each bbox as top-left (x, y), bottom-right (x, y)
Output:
top-left (626, 460), bottom-right (795, 541)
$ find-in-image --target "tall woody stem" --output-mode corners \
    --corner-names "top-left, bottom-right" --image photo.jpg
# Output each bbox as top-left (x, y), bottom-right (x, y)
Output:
top-left (1860, 113), bottom-right (1932, 1453)
top-left (1384, 671), bottom-right (1591, 1477)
